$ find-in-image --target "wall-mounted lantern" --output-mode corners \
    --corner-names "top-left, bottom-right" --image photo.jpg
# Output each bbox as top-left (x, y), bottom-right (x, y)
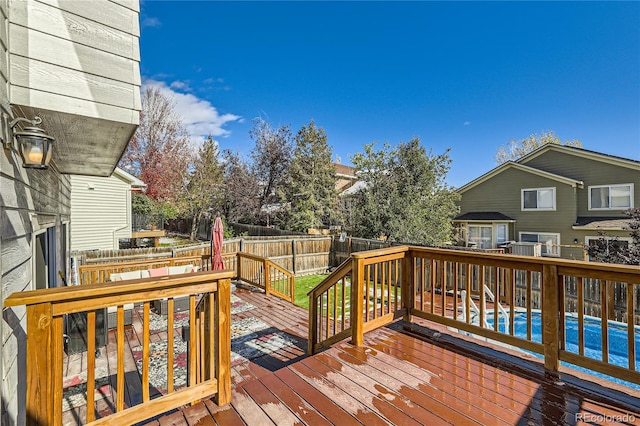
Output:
top-left (3, 116), bottom-right (55, 169)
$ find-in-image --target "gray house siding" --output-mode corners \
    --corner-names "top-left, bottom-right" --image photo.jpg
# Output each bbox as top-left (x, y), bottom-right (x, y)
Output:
top-left (0, 1), bottom-right (140, 424)
top-left (1, 157), bottom-right (71, 425)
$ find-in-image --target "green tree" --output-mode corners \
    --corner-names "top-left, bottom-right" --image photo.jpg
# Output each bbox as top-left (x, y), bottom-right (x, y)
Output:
top-left (132, 192), bottom-right (154, 215)
top-left (350, 138), bottom-right (459, 245)
top-left (281, 120), bottom-right (338, 232)
top-left (180, 136), bottom-right (224, 241)
top-left (494, 131), bottom-right (582, 164)
top-left (586, 208), bottom-right (640, 265)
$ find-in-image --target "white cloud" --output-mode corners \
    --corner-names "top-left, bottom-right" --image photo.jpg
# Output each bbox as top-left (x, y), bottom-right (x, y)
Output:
top-left (143, 79), bottom-right (242, 145)
top-left (170, 80), bottom-right (191, 91)
top-left (141, 17), bottom-right (161, 28)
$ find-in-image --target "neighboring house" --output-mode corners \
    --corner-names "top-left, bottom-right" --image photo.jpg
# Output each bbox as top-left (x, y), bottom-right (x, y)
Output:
top-left (454, 144), bottom-right (640, 260)
top-left (335, 162), bottom-right (357, 193)
top-left (0, 2), bottom-right (140, 424)
top-left (70, 168), bottom-right (146, 251)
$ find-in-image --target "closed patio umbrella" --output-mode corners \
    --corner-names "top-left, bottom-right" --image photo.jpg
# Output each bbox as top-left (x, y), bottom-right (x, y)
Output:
top-left (212, 217), bottom-right (225, 270)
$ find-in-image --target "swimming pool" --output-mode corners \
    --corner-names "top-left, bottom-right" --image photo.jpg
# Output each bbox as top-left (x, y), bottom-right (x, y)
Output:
top-left (485, 310), bottom-right (640, 390)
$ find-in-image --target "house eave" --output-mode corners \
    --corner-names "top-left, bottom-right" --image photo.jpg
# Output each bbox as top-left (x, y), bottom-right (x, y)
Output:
top-left (456, 161), bottom-right (583, 193)
top-left (14, 106), bottom-right (138, 177)
top-left (518, 143), bottom-right (640, 171)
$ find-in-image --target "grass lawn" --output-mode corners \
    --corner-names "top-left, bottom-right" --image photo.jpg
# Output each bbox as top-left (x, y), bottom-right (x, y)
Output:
top-left (294, 274), bottom-right (328, 309)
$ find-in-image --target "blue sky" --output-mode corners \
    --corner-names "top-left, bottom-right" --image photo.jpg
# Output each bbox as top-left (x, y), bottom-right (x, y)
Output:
top-left (139, 1), bottom-right (640, 188)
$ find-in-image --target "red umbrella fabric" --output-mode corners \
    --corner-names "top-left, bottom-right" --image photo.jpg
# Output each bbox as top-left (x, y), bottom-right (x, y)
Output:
top-left (212, 217), bottom-right (225, 270)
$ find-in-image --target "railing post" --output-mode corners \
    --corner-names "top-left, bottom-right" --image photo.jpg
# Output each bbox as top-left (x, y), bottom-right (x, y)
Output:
top-left (264, 260), bottom-right (270, 294)
top-left (308, 288), bottom-right (318, 355)
top-left (215, 278), bottom-right (232, 406)
top-left (236, 253), bottom-right (242, 281)
top-left (542, 264), bottom-right (560, 371)
top-left (402, 250), bottom-right (413, 322)
top-left (26, 302), bottom-right (61, 426)
top-left (351, 256), bottom-right (364, 346)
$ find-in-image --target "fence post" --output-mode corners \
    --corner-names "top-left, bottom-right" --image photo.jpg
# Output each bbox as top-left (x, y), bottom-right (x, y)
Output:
top-left (215, 278), bottom-right (232, 405)
top-left (402, 250), bottom-right (413, 322)
top-left (291, 239), bottom-right (297, 275)
top-left (236, 253), bottom-right (242, 281)
top-left (542, 263), bottom-right (560, 371)
top-left (351, 256), bottom-right (364, 346)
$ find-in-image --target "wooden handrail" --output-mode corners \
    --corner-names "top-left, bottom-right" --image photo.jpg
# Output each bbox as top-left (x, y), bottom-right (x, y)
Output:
top-left (351, 245), bottom-right (409, 259)
top-left (76, 254), bottom-right (239, 285)
top-left (5, 271), bottom-right (233, 425)
top-left (308, 258), bottom-right (352, 298)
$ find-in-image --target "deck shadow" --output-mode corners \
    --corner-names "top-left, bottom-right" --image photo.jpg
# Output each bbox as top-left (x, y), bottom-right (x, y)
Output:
top-left (232, 325), bottom-right (308, 372)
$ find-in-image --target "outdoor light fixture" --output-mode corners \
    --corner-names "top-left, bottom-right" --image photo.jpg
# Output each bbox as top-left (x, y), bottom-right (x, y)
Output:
top-left (3, 116), bottom-right (55, 169)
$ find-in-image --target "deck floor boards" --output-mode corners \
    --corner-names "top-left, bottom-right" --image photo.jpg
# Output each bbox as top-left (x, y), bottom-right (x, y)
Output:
top-left (62, 287), bottom-right (640, 425)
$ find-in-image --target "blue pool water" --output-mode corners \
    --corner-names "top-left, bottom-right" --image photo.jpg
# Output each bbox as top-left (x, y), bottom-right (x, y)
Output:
top-left (486, 311), bottom-right (640, 390)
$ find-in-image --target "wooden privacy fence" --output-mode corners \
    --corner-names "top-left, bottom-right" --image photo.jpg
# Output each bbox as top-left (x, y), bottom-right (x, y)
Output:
top-left (4, 271), bottom-right (233, 426)
top-left (73, 236), bottom-right (331, 276)
top-left (308, 245), bottom-right (640, 388)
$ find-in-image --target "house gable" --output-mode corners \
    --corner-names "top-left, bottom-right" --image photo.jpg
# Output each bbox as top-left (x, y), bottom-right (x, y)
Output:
top-left (518, 145), bottom-right (640, 216)
top-left (457, 161), bottom-right (583, 194)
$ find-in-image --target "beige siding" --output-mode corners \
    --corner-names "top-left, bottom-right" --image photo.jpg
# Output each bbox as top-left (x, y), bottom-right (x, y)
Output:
top-left (70, 173), bottom-right (132, 251)
top-left (522, 150), bottom-right (640, 217)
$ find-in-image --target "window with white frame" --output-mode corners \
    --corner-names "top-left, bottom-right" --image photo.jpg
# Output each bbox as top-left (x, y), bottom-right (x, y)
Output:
top-left (496, 224), bottom-right (508, 244)
top-left (519, 232), bottom-right (560, 256)
top-left (521, 187), bottom-right (556, 211)
top-left (468, 225), bottom-right (493, 249)
top-left (589, 184), bottom-right (634, 210)
top-left (467, 223), bottom-right (509, 249)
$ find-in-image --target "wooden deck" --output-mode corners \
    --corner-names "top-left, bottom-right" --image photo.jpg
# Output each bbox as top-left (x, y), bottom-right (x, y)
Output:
top-left (63, 289), bottom-right (640, 425)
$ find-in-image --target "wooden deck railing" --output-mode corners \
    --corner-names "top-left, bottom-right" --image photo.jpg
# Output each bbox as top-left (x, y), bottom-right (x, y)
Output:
top-left (78, 255), bottom-right (209, 284)
top-left (77, 254), bottom-right (239, 285)
top-left (307, 259), bottom-right (353, 354)
top-left (4, 270), bottom-right (233, 425)
top-left (236, 252), bottom-right (295, 303)
top-left (308, 245), bottom-right (640, 388)
top-left (76, 252), bottom-right (294, 303)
